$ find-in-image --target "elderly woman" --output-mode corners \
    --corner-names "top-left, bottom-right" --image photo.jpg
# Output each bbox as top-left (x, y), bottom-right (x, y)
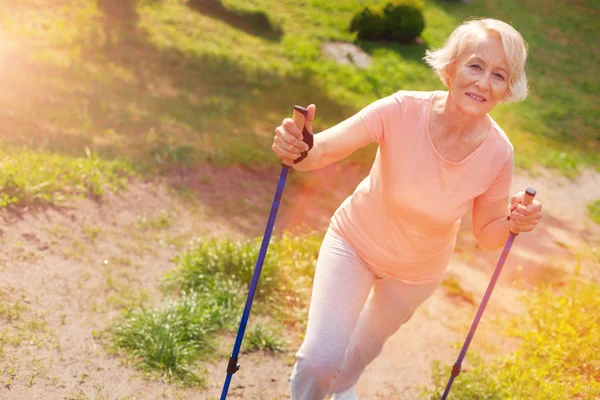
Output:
top-left (271, 18), bottom-right (543, 399)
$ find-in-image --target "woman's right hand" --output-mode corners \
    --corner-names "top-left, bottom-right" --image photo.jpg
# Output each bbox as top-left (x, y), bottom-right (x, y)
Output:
top-left (272, 104), bottom-right (315, 166)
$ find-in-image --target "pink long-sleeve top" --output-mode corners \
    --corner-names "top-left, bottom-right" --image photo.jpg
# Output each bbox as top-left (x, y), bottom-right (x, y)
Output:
top-left (330, 90), bottom-right (514, 285)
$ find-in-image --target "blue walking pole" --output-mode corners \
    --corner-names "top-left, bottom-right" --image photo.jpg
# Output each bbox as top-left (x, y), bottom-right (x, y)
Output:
top-left (441, 187), bottom-right (537, 400)
top-left (220, 106), bottom-right (313, 400)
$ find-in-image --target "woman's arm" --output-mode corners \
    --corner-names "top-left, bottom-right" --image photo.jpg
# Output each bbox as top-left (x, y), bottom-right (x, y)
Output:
top-left (472, 196), bottom-right (512, 250)
top-left (292, 113), bottom-right (374, 171)
top-left (273, 97), bottom-right (389, 169)
top-left (473, 192), bottom-right (544, 250)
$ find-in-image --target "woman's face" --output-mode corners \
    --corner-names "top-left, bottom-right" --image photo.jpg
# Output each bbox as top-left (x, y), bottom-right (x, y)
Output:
top-left (447, 31), bottom-right (510, 117)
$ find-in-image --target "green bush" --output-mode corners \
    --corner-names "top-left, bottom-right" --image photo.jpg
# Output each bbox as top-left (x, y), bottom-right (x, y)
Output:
top-left (383, 0), bottom-right (425, 43)
top-left (349, 5), bottom-right (386, 40)
top-left (350, 0), bottom-right (425, 42)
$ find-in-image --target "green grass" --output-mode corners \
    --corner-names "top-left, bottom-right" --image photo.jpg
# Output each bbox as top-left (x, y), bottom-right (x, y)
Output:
top-left (110, 283), bottom-right (246, 386)
top-left (111, 231), bottom-right (321, 384)
top-left (426, 277), bottom-right (600, 399)
top-left (135, 209), bottom-right (175, 230)
top-left (441, 274), bottom-right (475, 304)
top-left (0, 0), bottom-right (597, 208)
top-left (0, 289), bottom-right (53, 351)
top-left (0, 147), bottom-right (133, 208)
top-left (587, 200), bottom-right (600, 224)
top-left (243, 323), bottom-right (287, 353)
top-left (163, 231), bottom-right (323, 325)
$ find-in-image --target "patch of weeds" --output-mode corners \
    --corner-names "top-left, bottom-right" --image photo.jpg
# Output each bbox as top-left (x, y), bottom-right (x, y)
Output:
top-left (46, 223), bottom-right (68, 242)
top-left (110, 279), bottom-right (246, 385)
top-left (61, 239), bottom-right (87, 261)
top-left (10, 241), bottom-right (37, 262)
top-left (65, 388), bottom-right (91, 400)
top-left (243, 323), bottom-right (287, 353)
top-left (0, 147), bottom-right (133, 208)
top-left (136, 209), bottom-right (175, 230)
top-left (111, 256), bottom-right (133, 267)
top-left (106, 288), bottom-right (150, 313)
top-left (112, 230), bottom-right (322, 384)
top-left (441, 274), bottom-right (475, 305)
top-left (0, 291), bottom-right (28, 322)
top-left (587, 199), bottom-right (600, 225)
top-left (0, 291), bottom-right (51, 349)
top-left (164, 232), bottom-right (194, 251)
top-left (0, 361), bottom-right (19, 390)
top-left (0, 355), bottom-right (50, 391)
top-left (425, 278), bottom-right (600, 399)
top-left (164, 231), bottom-right (322, 322)
top-left (83, 224), bottom-right (102, 243)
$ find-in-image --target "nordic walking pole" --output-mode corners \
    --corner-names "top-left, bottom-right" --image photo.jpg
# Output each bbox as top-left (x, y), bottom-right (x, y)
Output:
top-left (441, 187), bottom-right (537, 400)
top-left (220, 106), bottom-right (313, 400)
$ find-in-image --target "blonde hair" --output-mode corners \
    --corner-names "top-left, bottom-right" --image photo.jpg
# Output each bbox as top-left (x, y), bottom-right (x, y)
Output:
top-left (424, 18), bottom-right (528, 102)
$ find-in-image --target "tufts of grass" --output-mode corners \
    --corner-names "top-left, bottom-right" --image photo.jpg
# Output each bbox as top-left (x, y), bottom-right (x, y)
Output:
top-left (0, 147), bottom-right (133, 208)
top-left (426, 278), bottom-right (600, 399)
top-left (587, 200), bottom-right (600, 225)
top-left (164, 231), bottom-right (322, 319)
top-left (441, 274), bottom-right (475, 305)
top-left (110, 280), bottom-right (246, 386)
top-left (243, 323), bottom-right (287, 353)
top-left (112, 231), bottom-right (321, 384)
top-left (0, 289), bottom-right (52, 350)
top-left (136, 209), bottom-right (175, 230)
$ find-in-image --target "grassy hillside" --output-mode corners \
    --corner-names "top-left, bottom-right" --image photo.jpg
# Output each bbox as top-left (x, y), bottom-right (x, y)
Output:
top-left (0, 0), bottom-right (598, 207)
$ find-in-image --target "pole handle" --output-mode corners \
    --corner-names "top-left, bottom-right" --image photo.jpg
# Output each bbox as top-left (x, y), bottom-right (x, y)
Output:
top-left (509, 187), bottom-right (537, 234)
top-left (292, 105), bottom-right (306, 131)
top-left (521, 187), bottom-right (536, 206)
top-left (290, 105), bottom-right (314, 165)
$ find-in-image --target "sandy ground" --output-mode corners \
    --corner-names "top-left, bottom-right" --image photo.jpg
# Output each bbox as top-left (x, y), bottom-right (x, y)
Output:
top-left (0, 165), bottom-right (598, 400)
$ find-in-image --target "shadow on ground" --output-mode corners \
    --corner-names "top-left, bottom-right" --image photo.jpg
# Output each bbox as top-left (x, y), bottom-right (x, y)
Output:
top-left (188, 0), bottom-right (283, 41)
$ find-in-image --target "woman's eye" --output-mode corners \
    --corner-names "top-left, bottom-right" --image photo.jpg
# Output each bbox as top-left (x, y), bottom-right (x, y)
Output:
top-left (469, 64), bottom-right (482, 70)
top-left (493, 73), bottom-right (505, 80)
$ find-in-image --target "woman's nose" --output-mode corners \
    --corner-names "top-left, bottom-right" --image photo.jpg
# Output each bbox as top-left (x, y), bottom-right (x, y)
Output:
top-left (476, 74), bottom-right (491, 90)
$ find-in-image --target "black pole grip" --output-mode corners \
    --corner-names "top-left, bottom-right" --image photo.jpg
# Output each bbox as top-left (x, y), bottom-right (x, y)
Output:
top-left (292, 105), bottom-right (314, 164)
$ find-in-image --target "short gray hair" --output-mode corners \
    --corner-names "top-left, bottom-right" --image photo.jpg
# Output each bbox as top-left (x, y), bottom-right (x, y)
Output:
top-left (424, 18), bottom-right (529, 102)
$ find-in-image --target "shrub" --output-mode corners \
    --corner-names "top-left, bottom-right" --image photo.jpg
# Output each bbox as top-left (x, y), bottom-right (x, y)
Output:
top-left (349, 5), bottom-right (386, 40)
top-left (350, 0), bottom-right (425, 43)
top-left (383, 0), bottom-right (425, 43)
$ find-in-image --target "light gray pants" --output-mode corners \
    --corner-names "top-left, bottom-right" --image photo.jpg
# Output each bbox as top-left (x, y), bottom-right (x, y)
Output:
top-left (290, 228), bottom-right (440, 399)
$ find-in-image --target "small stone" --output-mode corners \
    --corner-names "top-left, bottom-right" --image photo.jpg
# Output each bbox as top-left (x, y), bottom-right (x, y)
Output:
top-left (321, 41), bottom-right (372, 69)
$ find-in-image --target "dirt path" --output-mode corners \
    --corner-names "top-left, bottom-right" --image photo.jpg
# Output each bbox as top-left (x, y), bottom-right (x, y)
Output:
top-left (0, 166), bottom-right (598, 399)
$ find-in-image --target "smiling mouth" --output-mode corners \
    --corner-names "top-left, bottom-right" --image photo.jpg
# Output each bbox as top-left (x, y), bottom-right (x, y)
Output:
top-left (466, 93), bottom-right (486, 102)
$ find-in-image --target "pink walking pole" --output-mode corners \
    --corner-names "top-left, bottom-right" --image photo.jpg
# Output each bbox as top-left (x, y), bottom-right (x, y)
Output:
top-left (441, 188), bottom-right (537, 399)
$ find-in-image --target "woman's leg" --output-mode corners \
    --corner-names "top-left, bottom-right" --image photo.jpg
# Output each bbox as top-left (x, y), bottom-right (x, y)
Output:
top-left (329, 277), bottom-right (440, 394)
top-left (290, 229), bottom-right (376, 400)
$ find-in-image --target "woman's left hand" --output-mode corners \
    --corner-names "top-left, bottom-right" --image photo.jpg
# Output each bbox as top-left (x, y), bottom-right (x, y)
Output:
top-left (508, 192), bottom-right (543, 233)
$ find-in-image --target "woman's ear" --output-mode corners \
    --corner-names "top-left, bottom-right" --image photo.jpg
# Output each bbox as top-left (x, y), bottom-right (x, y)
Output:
top-left (444, 62), bottom-right (456, 87)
